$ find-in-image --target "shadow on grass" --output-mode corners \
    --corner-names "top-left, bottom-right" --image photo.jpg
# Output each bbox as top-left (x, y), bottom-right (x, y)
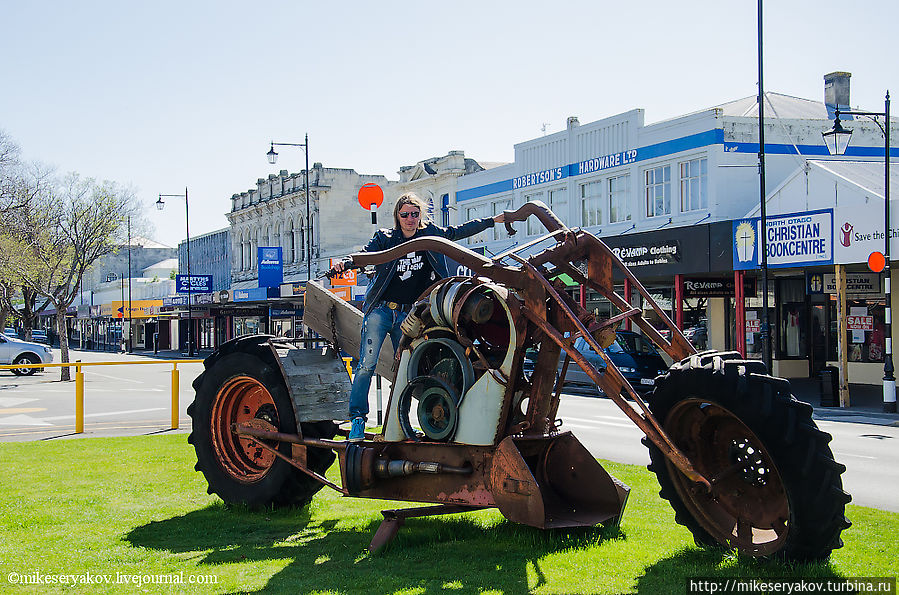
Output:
top-left (126, 504), bottom-right (623, 594)
top-left (126, 504), bottom-right (844, 594)
top-left (635, 547), bottom-right (842, 594)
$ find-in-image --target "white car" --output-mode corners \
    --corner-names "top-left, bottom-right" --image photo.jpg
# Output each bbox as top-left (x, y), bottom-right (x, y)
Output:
top-left (0, 333), bottom-right (53, 375)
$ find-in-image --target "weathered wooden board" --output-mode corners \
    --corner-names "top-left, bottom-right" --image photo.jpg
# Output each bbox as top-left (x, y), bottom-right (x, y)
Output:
top-left (303, 280), bottom-right (395, 379)
top-left (274, 346), bottom-right (351, 422)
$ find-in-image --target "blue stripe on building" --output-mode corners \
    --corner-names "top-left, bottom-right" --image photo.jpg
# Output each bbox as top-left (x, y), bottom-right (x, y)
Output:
top-left (456, 127), bottom-right (893, 202)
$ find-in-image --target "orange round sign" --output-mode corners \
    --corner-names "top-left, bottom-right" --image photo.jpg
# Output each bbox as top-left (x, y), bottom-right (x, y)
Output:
top-left (868, 251), bottom-right (886, 273)
top-left (358, 183), bottom-right (384, 210)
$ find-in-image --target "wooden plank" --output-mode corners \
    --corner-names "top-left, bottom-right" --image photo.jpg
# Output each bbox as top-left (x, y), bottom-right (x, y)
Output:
top-left (278, 347), bottom-right (351, 422)
top-left (303, 280), bottom-right (395, 379)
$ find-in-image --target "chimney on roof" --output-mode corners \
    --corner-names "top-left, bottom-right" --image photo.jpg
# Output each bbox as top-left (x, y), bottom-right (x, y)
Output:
top-left (824, 71), bottom-right (851, 118)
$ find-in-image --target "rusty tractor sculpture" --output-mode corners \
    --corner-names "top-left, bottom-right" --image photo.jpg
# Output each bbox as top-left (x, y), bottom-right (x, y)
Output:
top-left (188, 201), bottom-right (850, 560)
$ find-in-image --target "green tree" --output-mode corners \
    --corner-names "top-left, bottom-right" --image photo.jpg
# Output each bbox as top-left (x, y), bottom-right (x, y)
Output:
top-left (0, 173), bottom-right (139, 380)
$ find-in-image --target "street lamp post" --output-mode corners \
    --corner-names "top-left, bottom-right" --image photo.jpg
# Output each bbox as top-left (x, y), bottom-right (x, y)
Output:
top-left (127, 215), bottom-right (132, 353)
top-left (266, 134), bottom-right (312, 282)
top-left (823, 91), bottom-right (895, 413)
top-left (157, 188), bottom-right (194, 357)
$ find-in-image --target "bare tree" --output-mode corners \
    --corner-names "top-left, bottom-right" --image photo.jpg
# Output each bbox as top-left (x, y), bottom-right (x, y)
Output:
top-left (0, 173), bottom-right (138, 380)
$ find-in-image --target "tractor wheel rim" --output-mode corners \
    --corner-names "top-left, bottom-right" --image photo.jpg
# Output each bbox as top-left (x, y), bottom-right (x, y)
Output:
top-left (665, 398), bottom-right (790, 556)
top-left (210, 375), bottom-right (279, 482)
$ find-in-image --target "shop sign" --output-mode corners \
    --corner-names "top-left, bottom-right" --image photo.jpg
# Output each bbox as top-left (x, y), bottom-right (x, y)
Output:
top-left (213, 307), bottom-right (266, 317)
top-left (270, 308), bottom-right (302, 318)
top-left (233, 287), bottom-right (279, 302)
top-left (684, 276), bottom-right (756, 298)
top-left (176, 275), bottom-right (213, 293)
top-left (574, 149), bottom-right (638, 176)
top-left (611, 241), bottom-right (680, 268)
top-left (733, 209), bottom-right (833, 270)
top-left (328, 258), bottom-right (357, 287)
top-left (833, 204), bottom-right (899, 265)
top-left (193, 292), bottom-right (215, 305)
top-left (330, 287), bottom-right (352, 301)
top-left (745, 319), bottom-right (761, 333)
top-left (101, 300), bottom-right (163, 319)
top-left (258, 246), bottom-right (283, 288)
top-left (847, 315), bottom-right (874, 331)
top-left (76, 305), bottom-right (92, 319)
top-left (281, 282), bottom-right (306, 298)
top-left (512, 166), bottom-right (566, 190)
top-left (806, 272), bottom-right (880, 295)
top-left (164, 296), bottom-right (188, 307)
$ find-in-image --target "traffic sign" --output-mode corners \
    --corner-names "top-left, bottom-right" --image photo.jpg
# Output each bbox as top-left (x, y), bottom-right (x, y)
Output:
top-left (358, 183), bottom-right (384, 224)
top-left (868, 251), bottom-right (886, 273)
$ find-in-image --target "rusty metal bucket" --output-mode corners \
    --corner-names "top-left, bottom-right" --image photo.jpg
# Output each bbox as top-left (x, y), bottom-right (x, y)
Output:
top-left (490, 433), bottom-right (629, 530)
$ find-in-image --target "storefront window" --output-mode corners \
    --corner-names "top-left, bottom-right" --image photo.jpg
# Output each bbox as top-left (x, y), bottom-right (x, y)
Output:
top-left (271, 318), bottom-right (294, 338)
top-left (777, 279), bottom-right (807, 359)
top-left (846, 299), bottom-right (885, 363)
top-left (235, 316), bottom-right (261, 337)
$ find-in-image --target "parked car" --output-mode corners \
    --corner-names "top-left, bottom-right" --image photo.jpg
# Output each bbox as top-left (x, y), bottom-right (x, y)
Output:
top-left (0, 333), bottom-right (53, 375)
top-left (30, 330), bottom-right (48, 344)
top-left (3, 327), bottom-right (17, 338)
top-left (524, 330), bottom-right (670, 395)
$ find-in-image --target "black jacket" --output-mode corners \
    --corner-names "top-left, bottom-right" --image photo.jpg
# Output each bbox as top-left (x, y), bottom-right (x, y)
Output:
top-left (357, 218), bottom-right (495, 314)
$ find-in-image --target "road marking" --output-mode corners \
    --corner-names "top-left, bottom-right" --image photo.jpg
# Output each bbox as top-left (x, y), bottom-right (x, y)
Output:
top-left (0, 397), bottom-right (37, 407)
top-left (42, 408), bottom-right (166, 421)
top-left (564, 415), bottom-right (634, 424)
top-left (0, 414), bottom-right (52, 426)
top-left (84, 371), bottom-right (144, 384)
top-left (0, 408), bottom-right (46, 415)
top-left (564, 420), bottom-right (636, 430)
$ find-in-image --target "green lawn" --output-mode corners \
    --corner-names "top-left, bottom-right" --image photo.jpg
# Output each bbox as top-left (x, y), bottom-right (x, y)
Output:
top-left (0, 434), bottom-right (895, 594)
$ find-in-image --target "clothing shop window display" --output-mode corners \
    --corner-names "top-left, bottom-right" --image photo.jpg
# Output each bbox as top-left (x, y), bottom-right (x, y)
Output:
top-left (777, 279), bottom-right (807, 358)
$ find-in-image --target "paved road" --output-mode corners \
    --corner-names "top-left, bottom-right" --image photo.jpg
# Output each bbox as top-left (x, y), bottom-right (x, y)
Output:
top-left (556, 393), bottom-right (899, 513)
top-left (0, 348), bottom-right (203, 441)
top-left (2, 348), bottom-right (896, 513)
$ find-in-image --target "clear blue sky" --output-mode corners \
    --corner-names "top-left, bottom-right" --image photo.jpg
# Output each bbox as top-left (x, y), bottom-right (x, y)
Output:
top-left (2, 0), bottom-right (896, 247)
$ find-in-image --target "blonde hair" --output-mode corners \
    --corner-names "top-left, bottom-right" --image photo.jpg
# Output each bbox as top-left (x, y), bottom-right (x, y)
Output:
top-left (392, 192), bottom-right (430, 230)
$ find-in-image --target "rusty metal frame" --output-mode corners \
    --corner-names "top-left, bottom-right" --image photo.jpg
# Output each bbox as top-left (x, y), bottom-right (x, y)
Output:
top-left (226, 199), bottom-right (713, 545)
top-left (348, 200), bottom-right (710, 489)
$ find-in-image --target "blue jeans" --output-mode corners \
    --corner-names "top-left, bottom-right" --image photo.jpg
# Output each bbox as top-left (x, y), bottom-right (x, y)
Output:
top-left (348, 304), bottom-right (406, 421)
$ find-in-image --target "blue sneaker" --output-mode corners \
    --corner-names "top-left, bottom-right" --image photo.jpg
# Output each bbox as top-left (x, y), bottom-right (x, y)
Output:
top-left (348, 417), bottom-right (366, 442)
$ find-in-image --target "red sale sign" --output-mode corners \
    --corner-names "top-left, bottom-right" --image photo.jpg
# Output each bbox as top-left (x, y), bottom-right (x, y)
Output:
top-left (846, 315), bottom-right (874, 331)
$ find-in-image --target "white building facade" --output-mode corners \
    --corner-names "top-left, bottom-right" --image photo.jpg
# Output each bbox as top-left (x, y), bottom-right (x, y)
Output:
top-left (227, 163), bottom-right (391, 289)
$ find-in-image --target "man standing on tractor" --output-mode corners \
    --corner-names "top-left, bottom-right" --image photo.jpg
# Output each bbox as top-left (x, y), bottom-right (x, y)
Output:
top-left (331, 192), bottom-right (505, 441)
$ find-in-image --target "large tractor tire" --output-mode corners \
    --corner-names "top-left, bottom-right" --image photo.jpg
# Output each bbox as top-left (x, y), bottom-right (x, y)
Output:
top-left (644, 351), bottom-right (851, 561)
top-left (188, 336), bottom-right (337, 508)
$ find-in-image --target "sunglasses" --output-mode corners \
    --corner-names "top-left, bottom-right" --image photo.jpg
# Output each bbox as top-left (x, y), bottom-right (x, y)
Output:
top-left (399, 211), bottom-right (420, 219)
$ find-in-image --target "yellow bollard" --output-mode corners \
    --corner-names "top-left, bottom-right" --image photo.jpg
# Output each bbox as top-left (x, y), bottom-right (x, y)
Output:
top-left (171, 364), bottom-right (179, 430)
top-left (75, 362), bottom-right (84, 434)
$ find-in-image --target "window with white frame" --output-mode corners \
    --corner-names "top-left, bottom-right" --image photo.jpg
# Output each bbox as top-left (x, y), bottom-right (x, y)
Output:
top-left (525, 191), bottom-right (544, 236)
top-left (609, 174), bottom-right (631, 223)
top-left (680, 157), bottom-right (708, 212)
top-left (581, 180), bottom-right (603, 227)
top-left (492, 198), bottom-right (512, 241)
top-left (645, 165), bottom-right (671, 218)
top-left (548, 188), bottom-right (567, 220)
top-left (465, 203), bottom-right (491, 245)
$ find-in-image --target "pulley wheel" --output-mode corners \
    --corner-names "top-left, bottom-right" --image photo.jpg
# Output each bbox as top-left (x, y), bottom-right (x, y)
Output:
top-left (417, 385), bottom-right (459, 441)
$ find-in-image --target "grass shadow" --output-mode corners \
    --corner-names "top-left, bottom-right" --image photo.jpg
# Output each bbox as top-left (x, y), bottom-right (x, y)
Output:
top-left (634, 547), bottom-right (843, 594)
top-left (127, 503), bottom-right (622, 594)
